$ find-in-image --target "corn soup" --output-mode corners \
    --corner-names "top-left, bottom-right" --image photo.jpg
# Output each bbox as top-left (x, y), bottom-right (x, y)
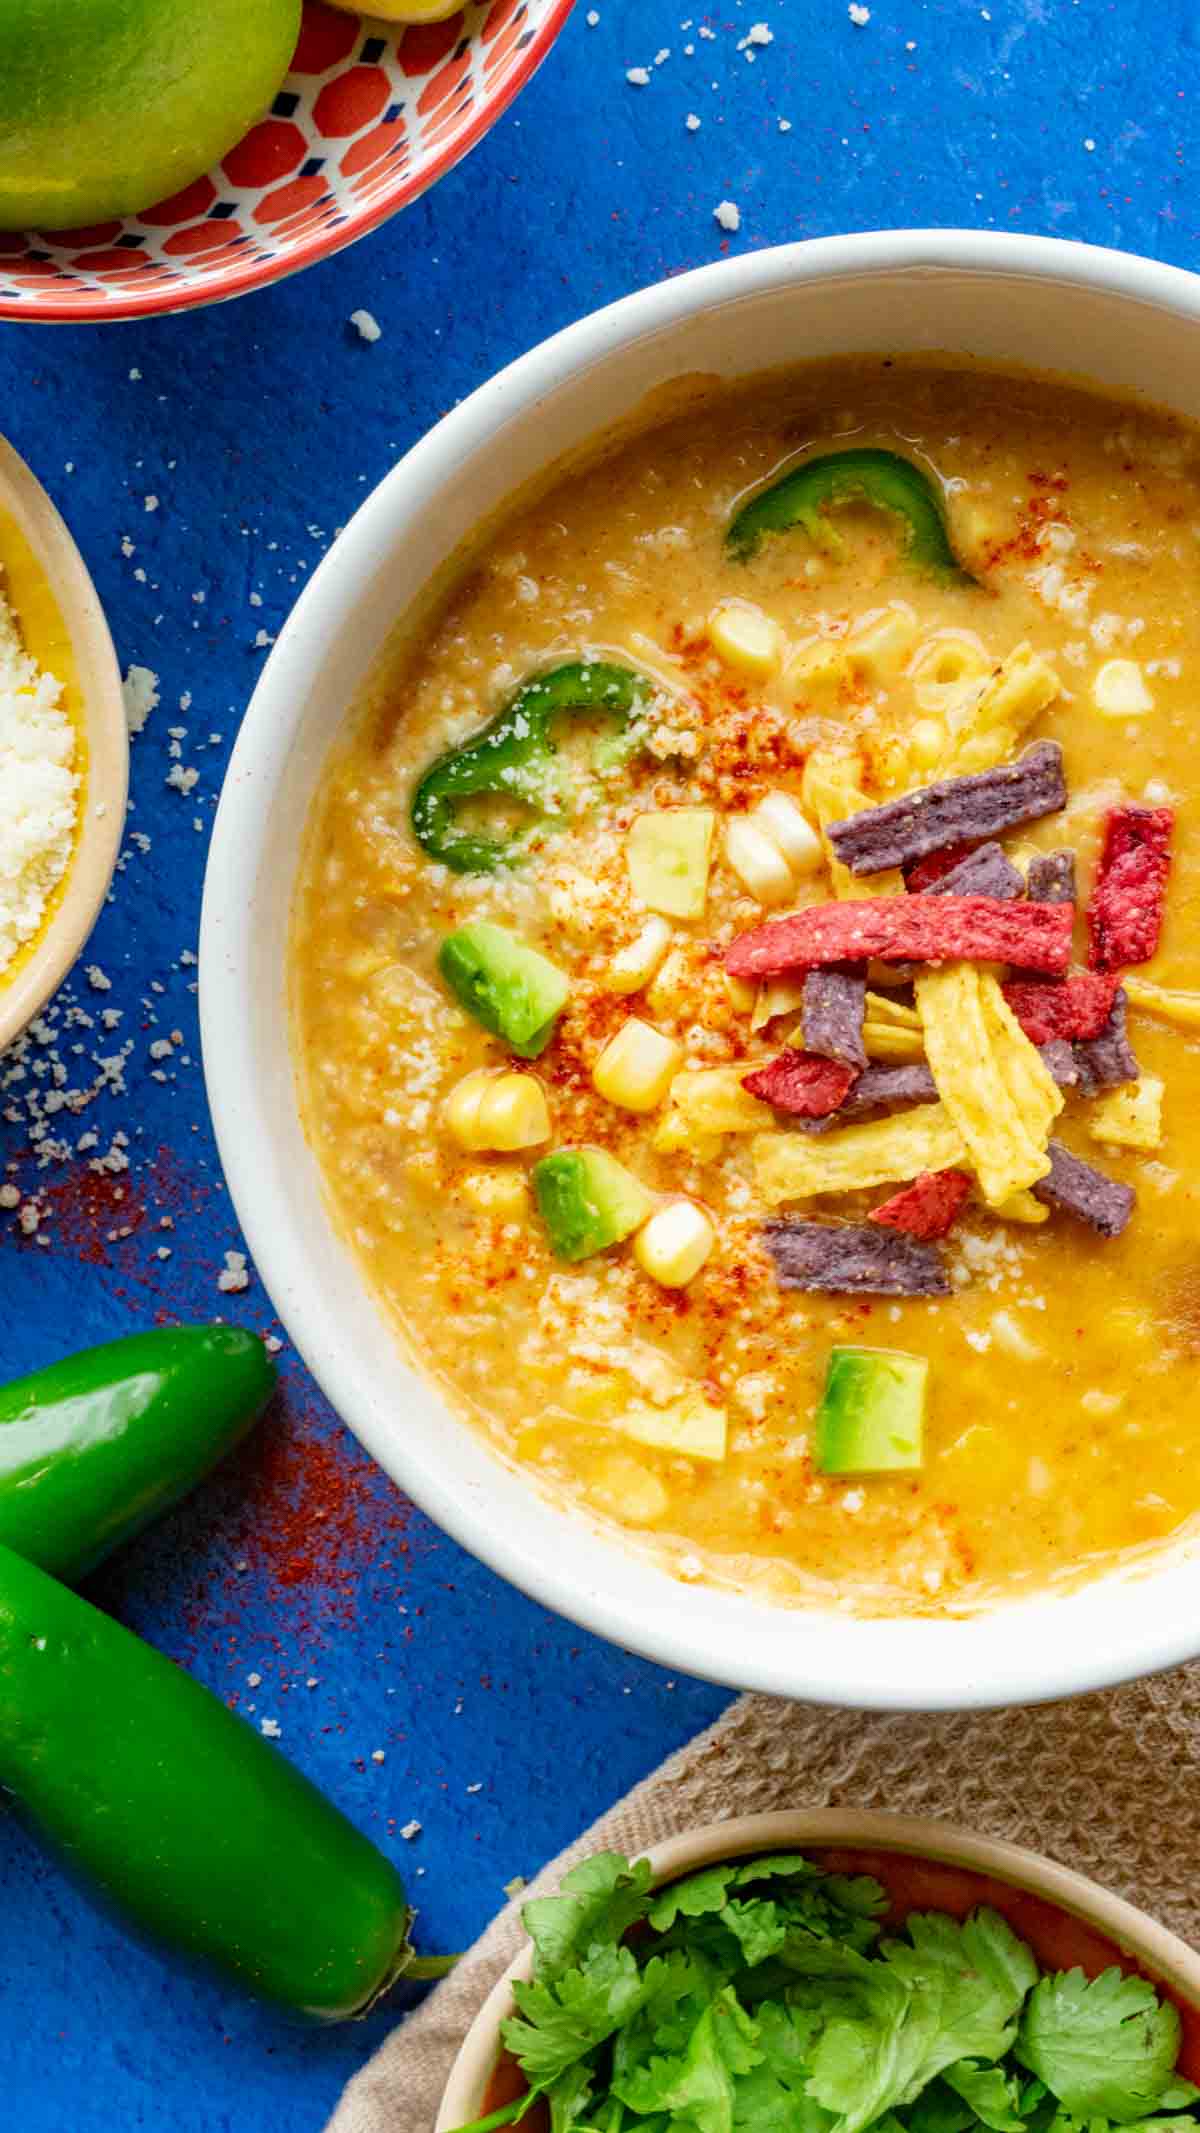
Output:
top-left (292, 360), bottom-right (1200, 1616)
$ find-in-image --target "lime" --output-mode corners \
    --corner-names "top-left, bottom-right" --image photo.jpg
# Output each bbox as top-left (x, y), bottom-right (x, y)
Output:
top-left (0, 0), bottom-right (301, 230)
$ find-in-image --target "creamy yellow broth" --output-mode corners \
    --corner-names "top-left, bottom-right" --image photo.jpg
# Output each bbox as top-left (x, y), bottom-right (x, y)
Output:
top-left (291, 359), bottom-right (1200, 1615)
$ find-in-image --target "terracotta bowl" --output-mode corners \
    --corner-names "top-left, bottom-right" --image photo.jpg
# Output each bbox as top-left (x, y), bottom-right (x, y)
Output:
top-left (436, 1808), bottom-right (1200, 2131)
top-left (0, 438), bottom-right (126, 1053)
top-left (0, 0), bottom-right (575, 323)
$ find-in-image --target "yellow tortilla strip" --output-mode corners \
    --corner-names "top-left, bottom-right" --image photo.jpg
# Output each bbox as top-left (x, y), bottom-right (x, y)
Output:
top-left (992, 1190), bottom-right (1050, 1226)
top-left (752, 1103), bottom-right (967, 1206)
top-left (802, 748), bottom-right (904, 900)
top-left (655, 1066), bottom-right (774, 1153)
top-left (1123, 974), bottom-right (1200, 1031)
top-left (940, 642), bottom-right (1061, 777)
top-left (862, 1021), bottom-right (925, 1063)
top-left (915, 965), bottom-right (1060, 1205)
top-left (1088, 1074), bottom-right (1164, 1152)
top-left (863, 991), bottom-right (922, 1029)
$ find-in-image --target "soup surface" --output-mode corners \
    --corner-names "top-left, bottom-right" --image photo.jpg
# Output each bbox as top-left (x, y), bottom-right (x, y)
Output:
top-left (292, 358), bottom-right (1200, 1616)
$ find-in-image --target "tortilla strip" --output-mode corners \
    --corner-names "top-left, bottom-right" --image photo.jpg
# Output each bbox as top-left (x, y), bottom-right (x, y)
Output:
top-left (654, 1066), bottom-right (775, 1153)
top-left (802, 749), bottom-right (904, 899)
top-left (752, 1102), bottom-right (967, 1206)
top-left (862, 1021), bottom-right (926, 1063)
top-left (1122, 973), bottom-right (1200, 1031)
top-left (941, 642), bottom-right (1061, 776)
top-left (915, 965), bottom-right (1060, 1205)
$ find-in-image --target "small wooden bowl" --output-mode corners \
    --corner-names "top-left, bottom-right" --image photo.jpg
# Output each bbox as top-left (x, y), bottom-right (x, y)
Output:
top-left (437, 1809), bottom-right (1200, 2129)
top-left (0, 437), bottom-right (126, 1053)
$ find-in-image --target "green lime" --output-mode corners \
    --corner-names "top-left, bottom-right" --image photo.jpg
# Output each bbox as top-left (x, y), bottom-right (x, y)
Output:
top-left (0, 0), bottom-right (302, 231)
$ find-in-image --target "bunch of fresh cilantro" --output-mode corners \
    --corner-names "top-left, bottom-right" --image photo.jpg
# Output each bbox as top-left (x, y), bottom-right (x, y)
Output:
top-left (449, 1850), bottom-right (1199, 2133)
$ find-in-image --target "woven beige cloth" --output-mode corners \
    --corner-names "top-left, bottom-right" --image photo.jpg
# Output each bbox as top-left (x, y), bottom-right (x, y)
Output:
top-left (326, 1672), bottom-right (1200, 2133)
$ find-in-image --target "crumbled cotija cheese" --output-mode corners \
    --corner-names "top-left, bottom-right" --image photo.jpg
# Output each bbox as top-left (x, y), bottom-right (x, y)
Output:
top-left (0, 587), bottom-right (77, 978)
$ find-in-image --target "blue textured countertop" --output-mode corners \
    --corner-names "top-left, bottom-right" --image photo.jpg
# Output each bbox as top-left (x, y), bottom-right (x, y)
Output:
top-left (0, 2), bottom-right (1196, 2125)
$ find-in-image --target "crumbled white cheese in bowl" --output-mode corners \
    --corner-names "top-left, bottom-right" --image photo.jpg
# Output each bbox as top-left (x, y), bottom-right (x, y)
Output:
top-left (0, 588), bottom-right (78, 979)
top-left (0, 435), bottom-right (128, 1055)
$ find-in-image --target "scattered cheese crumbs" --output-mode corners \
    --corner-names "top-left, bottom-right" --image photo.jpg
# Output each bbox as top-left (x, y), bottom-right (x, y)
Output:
top-left (586, 7), bottom-right (599, 20)
top-left (166, 764), bottom-right (199, 796)
top-left (247, 1671), bottom-right (262, 1688)
top-left (85, 965), bottom-right (111, 993)
top-left (266, 1335), bottom-right (283, 1355)
top-left (371, 1749), bottom-right (386, 1764)
top-left (504, 1875), bottom-right (528, 1898)
top-left (849, 4), bottom-right (871, 20)
top-left (746, 21), bottom-right (773, 43)
top-left (260, 1718), bottom-right (281, 1739)
top-left (401, 1820), bottom-right (422, 1841)
top-left (349, 310), bottom-right (382, 346)
top-left (144, 495), bottom-right (159, 513)
top-left (218, 1249), bottom-right (250, 1294)
top-left (686, 111), bottom-right (701, 129)
top-left (0, 590), bottom-right (78, 979)
top-left (714, 199), bottom-right (741, 231)
top-left (122, 664), bottom-right (159, 735)
top-left (626, 64), bottom-right (650, 83)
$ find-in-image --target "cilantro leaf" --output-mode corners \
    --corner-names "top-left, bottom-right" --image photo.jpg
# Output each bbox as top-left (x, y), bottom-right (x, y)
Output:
top-left (1016, 1969), bottom-right (1183, 2121)
top-left (613, 1986), bottom-right (761, 2133)
top-left (522, 1854), bottom-right (653, 1983)
top-left (502, 1942), bottom-right (651, 2092)
top-left (730, 2003), bottom-right (837, 2133)
top-left (942, 2059), bottom-right (1028, 2130)
top-left (883, 1910), bottom-right (1040, 2076)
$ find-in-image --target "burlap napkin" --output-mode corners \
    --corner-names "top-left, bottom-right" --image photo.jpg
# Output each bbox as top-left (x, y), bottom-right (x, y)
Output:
top-left (326, 1671), bottom-right (1200, 2133)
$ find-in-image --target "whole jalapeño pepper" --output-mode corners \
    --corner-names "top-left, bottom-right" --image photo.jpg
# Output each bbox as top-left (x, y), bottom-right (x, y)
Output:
top-left (726, 447), bottom-right (975, 583)
top-left (410, 657), bottom-right (654, 874)
top-left (0, 1544), bottom-right (445, 2018)
top-left (0, 1326), bottom-right (274, 1582)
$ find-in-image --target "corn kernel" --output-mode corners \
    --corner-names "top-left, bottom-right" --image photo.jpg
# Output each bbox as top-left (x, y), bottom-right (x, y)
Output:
top-left (609, 916), bottom-right (672, 995)
top-left (1092, 658), bottom-right (1154, 718)
top-left (1088, 1074), bottom-right (1164, 1151)
top-left (724, 816), bottom-right (795, 905)
top-left (848, 603), bottom-right (917, 681)
top-left (752, 790), bottom-right (823, 875)
top-left (444, 1069), bottom-right (550, 1151)
top-left (634, 1200), bottom-right (716, 1288)
top-left (460, 1168), bottom-right (530, 1220)
top-left (587, 1451), bottom-right (671, 1526)
top-left (752, 977), bottom-right (806, 1032)
top-left (709, 599), bottom-right (782, 677)
top-left (724, 971), bottom-right (757, 1014)
top-left (593, 1019), bottom-right (683, 1112)
top-left (785, 637), bottom-right (851, 699)
top-left (908, 716), bottom-right (947, 768)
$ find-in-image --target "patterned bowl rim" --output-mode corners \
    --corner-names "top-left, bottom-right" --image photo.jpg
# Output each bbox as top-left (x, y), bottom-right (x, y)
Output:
top-left (0, 0), bottom-right (577, 326)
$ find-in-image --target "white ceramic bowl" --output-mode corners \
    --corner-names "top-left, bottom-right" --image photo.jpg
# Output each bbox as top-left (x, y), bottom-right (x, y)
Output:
top-left (201, 230), bottom-right (1200, 1712)
top-left (434, 1809), bottom-right (1200, 2131)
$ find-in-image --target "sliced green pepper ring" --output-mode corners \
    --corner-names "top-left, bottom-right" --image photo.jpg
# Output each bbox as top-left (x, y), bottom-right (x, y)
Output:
top-left (410, 658), bottom-right (656, 875)
top-left (725, 446), bottom-right (975, 584)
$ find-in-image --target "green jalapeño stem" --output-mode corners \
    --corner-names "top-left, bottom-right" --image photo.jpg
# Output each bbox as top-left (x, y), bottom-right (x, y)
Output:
top-left (725, 447), bottom-right (975, 583)
top-left (410, 658), bottom-right (655, 875)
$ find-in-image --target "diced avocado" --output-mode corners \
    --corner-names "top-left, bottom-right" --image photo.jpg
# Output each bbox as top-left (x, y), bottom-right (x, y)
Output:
top-left (617, 1389), bottom-right (727, 1463)
top-left (438, 921), bottom-right (569, 1059)
top-left (532, 1147), bottom-right (655, 1261)
top-left (815, 1346), bottom-right (927, 1475)
top-left (626, 808), bottom-right (716, 921)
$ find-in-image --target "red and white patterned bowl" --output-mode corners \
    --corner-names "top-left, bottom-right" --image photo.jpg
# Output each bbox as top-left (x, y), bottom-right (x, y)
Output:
top-left (0, 0), bottom-right (574, 323)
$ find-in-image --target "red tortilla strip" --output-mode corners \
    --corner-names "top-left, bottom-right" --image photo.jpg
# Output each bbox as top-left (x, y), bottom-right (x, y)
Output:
top-left (868, 1168), bottom-right (972, 1241)
top-left (725, 896), bottom-right (1074, 980)
top-left (740, 1050), bottom-right (857, 1118)
top-left (1002, 971), bottom-right (1119, 1045)
top-left (1086, 805), bottom-right (1173, 971)
top-left (906, 842), bottom-right (974, 892)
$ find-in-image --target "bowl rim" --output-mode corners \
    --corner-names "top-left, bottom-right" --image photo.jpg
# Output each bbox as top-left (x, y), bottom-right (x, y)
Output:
top-left (201, 228), bottom-right (1200, 1712)
top-left (0, 0), bottom-right (578, 326)
top-left (0, 435), bottom-right (127, 1051)
top-left (435, 1806), bottom-right (1200, 2130)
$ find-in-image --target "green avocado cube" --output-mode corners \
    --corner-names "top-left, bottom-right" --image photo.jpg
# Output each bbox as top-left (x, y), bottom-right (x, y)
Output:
top-left (815, 1346), bottom-right (927, 1475)
top-left (532, 1147), bottom-right (655, 1262)
top-left (438, 921), bottom-right (568, 1058)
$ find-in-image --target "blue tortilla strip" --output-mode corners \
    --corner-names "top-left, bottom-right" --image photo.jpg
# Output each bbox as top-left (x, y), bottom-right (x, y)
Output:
top-left (827, 741), bottom-right (1067, 876)
top-left (802, 964), bottom-right (868, 1072)
top-left (765, 1218), bottom-right (950, 1296)
top-left (1039, 1038), bottom-right (1081, 1091)
top-left (798, 1061), bottom-right (939, 1134)
top-left (1032, 1139), bottom-right (1135, 1237)
top-left (922, 841), bottom-right (1025, 901)
top-left (1026, 849), bottom-right (1077, 904)
top-left (1072, 987), bottom-right (1138, 1096)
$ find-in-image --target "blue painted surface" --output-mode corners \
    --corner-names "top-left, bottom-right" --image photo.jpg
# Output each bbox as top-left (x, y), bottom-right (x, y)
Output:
top-left (0, 0), bottom-right (1197, 2123)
